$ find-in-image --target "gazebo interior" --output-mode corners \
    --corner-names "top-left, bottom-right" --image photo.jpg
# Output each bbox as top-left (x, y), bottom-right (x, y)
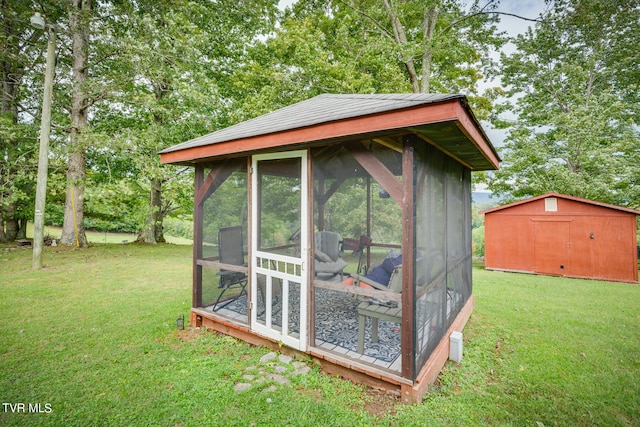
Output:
top-left (195, 140), bottom-right (470, 374)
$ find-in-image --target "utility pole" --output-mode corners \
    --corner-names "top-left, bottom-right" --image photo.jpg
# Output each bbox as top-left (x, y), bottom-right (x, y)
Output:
top-left (31, 12), bottom-right (56, 269)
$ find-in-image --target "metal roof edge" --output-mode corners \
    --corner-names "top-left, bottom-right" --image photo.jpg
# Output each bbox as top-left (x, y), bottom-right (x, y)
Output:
top-left (481, 192), bottom-right (640, 215)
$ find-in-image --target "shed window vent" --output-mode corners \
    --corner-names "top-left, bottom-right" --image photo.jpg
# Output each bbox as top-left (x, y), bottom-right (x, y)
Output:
top-left (545, 197), bottom-right (558, 212)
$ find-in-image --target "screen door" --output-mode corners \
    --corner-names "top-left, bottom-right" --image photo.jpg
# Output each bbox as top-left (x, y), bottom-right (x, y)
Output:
top-left (250, 151), bottom-right (308, 350)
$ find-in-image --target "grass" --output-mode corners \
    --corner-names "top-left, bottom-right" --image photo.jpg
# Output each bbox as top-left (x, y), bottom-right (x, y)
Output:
top-left (0, 244), bottom-right (638, 426)
top-left (31, 223), bottom-right (193, 245)
top-left (421, 267), bottom-right (640, 426)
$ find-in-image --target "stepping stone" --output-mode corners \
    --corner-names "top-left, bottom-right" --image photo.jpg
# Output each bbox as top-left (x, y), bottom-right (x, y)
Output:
top-left (234, 383), bottom-right (252, 393)
top-left (268, 373), bottom-right (290, 385)
top-left (292, 366), bottom-right (311, 376)
top-left (278, 354), bottom-right (293, 364)
top-left (262, 385), bottom-right (278, 393)
top-left (260, 352), bottom-right (277, 364)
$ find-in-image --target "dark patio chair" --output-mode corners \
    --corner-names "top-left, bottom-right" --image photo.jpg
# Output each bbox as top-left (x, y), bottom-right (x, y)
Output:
top-left (212, 225), bottom-right (247, 311)
top-left (342, 235), bottom-right (372, 275)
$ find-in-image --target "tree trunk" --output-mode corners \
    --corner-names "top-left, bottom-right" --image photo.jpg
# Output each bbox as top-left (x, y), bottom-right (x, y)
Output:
top-left (152, 178), bottom-right (165, 243)
top-left (61, 150), bottom-right (88, 246)
top-left (137, 178), bottom-right (165, 244)
top-left (136, 77), bottom-right (171, 244)
top-left (16, 218), bottom-right (26, 239)
top-left (382, 0), bottom-right (420, 93)
top-left (421, 7), bottom-right (439, 94)
top-left (1, 2), bottom-right (24, 244)
top-left (61, 0), bottom-right (91, 247)
top-left (0, 210), bottom-right (6, 243)
top-left (4, 201), bottom-right (17, 241)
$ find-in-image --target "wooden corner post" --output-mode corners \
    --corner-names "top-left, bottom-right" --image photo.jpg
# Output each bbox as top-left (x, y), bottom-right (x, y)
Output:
top-left (193, 166), bottom-right (204, 308)
top-left (401, 134), bottom-right (416, 382)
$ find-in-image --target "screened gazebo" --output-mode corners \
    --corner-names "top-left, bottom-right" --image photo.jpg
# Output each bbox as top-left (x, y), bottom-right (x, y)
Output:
top-left (160, 94), bottom-right (499, 403)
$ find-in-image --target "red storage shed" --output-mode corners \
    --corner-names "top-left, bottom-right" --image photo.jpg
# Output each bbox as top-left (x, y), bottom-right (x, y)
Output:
top-left (482, 193), bottom-right (639, 283)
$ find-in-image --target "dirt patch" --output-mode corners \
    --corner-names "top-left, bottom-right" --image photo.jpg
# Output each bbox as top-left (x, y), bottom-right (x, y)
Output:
top-left (174, 327), bottom-right (201, 342)
top-left (362, 387), bottom-right (401, 417)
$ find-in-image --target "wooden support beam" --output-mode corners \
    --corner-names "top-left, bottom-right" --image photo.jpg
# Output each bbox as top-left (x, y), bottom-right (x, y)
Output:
top-left (313, 279), bottom-right (401, 303)
top-left (246, 156), bottom-right (254, 323)
top-left (401, 135), bottom-right (416, 381)
top-left (194, 158), bottom-right (245, 207)
top-left (193, 166), bottom-right (204, 308)
top-left (307, 151), bottom-right (316, 349)
top-left (197, 259), bottom-right (248, 273)
top-left (314, 174), bottom-right (347, 231)
top-left (315, 177), bottom-right (326, 231)
top-left (314, 175), bottom-right (347, 205)
top-left (372, 137), bottom-right (402, 153)
top-left (345, 141), bottom-right (403, 206)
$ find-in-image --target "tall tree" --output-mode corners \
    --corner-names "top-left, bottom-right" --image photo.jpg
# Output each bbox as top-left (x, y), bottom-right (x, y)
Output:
top-left (1, 0), bottom-right (30, 242)
top-left (1, 0), bottom-right (67, 242)
top-left (234, 0), bottom-right (505, 121)
top-left (59, 0), bottom-right (92, 247)
top-left (91, 0), bottom-right (279, 243)
top-left (372, 0), bottom-right (503, 95)
top-left (489, 0), bottom-right (640, 208)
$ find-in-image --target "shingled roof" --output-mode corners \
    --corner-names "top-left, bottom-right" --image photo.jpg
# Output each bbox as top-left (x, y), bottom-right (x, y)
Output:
top-left (160, 93), bottom-right (500, 170)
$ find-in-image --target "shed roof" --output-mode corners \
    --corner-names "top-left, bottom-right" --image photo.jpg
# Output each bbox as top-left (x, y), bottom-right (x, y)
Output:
top-left (481, 192), bottom-right (640, 216)
top-left (160, 93), bottom-right (500, 170)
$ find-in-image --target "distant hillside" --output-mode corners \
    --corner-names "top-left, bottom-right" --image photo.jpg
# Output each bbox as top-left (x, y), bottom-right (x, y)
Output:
top-left (472, 191), bottom-right (500, 205)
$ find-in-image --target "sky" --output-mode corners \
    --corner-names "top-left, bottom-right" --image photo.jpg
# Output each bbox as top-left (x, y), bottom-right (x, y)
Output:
top-left (493, 0), bottom-right (548, 36)
top-left (479, 1), bottom-right (548, 149)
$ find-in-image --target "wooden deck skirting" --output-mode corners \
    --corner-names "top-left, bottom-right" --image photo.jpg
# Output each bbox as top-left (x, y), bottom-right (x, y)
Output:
top-left (402, 294), bottom-right (475, 403)
top-left (190, 294), bottom-right (475, 404)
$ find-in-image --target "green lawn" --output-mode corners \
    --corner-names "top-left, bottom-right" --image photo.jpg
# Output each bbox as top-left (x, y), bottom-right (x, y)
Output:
top-left (0, 244), bottom-right (638, 426)
top-left (30, 223), bottom-right (193, 245)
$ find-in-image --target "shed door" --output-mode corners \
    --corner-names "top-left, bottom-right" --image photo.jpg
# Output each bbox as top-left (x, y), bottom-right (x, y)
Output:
top-left (533, 220), bottom-right (572, 275)
top-left (250, 151), bottom-right (308, 351)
